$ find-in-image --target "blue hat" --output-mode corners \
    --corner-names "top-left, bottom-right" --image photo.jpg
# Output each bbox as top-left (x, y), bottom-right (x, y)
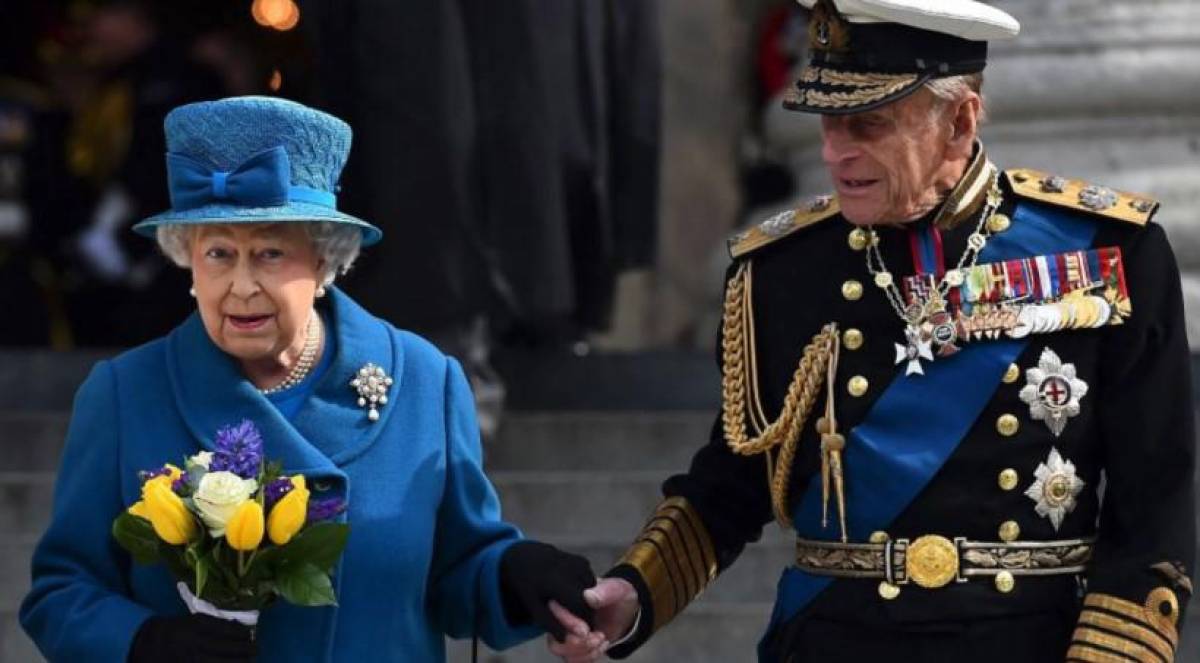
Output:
top-left (133, 96), bottom-right (382, 246)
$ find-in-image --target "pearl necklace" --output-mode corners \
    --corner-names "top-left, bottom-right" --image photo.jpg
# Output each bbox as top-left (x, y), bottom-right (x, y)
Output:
top-left (259, 314), bottom-right (321, 395)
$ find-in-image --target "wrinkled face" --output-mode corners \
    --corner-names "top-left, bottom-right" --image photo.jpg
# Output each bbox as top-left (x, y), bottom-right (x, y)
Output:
top-left (190, 224), bottom-right (322, 362)
top-left (820, 91), bottom-right (953, 225)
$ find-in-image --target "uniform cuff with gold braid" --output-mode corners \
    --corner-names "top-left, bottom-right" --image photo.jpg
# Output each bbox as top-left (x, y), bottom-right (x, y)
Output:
top-left (604, 497), bottom-right (718, 657)
top-left (1066, 588), bottom-right (1181, 662)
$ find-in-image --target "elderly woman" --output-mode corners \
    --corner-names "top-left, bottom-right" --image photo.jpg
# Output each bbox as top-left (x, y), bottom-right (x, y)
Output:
top-left (19, 97), bottom-right (599, 662)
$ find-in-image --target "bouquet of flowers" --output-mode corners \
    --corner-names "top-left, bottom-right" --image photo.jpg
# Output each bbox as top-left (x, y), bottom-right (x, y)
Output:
top-left (112, 420), bottom-right (349, 623)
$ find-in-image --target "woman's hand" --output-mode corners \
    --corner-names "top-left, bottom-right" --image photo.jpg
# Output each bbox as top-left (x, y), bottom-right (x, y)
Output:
top-left (498, 540), bottom-right (597, 642)
top-left (128, 613), bottom-right (257, 662)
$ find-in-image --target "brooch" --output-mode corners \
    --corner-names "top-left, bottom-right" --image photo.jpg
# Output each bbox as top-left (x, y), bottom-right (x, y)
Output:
top-left (350, 363), bottom-right (393, 423)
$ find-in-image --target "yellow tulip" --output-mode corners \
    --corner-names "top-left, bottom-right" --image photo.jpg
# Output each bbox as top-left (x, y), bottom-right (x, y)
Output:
top-left (127, 500), bottom-right (151, 520)
top-left (267, 476), bottom-right (310, 545)
top-left (142, 477), bottom-right (197, 544)
top-left (163, 464), bottom-right (184, 481)
top-left (225, 501), bottom-right (265, 551)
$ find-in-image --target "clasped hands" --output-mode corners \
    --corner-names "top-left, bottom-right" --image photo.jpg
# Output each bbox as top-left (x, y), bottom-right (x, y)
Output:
top-left (499, 541), bottom-right (640, 662)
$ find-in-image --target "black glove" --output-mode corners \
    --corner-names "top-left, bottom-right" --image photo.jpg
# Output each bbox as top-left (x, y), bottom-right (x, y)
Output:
top-left (499, 540), bottom-right (597, 642)
top-left (128, 613), bottom-right (257, 662)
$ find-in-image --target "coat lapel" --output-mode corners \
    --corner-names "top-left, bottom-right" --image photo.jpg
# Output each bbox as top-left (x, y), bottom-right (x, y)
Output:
top-left (165, 287), bottom-right (402, 478)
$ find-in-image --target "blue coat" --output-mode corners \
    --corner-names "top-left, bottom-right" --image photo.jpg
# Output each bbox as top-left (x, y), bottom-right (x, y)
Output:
top-left (20, 288), bottom-right (539, 661)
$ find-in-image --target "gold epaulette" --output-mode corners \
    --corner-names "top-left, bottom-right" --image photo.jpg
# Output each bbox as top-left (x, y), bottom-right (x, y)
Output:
top-left (616, 497), bottom-right (718, 633)
top-left (1066, 588), bottom-right (1181, 662)
top-left (728, 195), bottom-right (840, 259)
top-left (1005, 168), bottom-right (1159, 226)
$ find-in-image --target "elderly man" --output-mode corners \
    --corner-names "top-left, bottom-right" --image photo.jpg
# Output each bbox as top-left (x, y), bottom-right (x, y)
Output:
top-left (549, 1), bottom-right (1195, 661)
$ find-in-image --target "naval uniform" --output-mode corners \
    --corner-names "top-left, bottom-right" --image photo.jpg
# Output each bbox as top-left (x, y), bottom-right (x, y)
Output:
top-left (606, 148), bottom-right (1195, 662)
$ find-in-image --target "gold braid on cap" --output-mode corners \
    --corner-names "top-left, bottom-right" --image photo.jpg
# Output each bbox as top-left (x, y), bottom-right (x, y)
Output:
top-left (616, 497), bottom-right (718, 634)
top-left (720, 261), bottom-right (839, 528)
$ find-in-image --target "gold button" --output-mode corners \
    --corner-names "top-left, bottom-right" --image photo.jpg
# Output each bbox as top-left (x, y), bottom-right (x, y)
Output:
top-left (998, 469), bottom-right (1019, 491)
top-left (848, 228), bottom-right (869, 251)
top-left (843, 328), bottom-right (864, 350)
top-left (1002, 363), bottom-right (1020, 384)
top-left (987, 213), bottom-right (1011, 233)
top-left (848, 376), bottom-right (869, 397)
top-left (878, 581), bottom-right (901, 600)
top-left (842, 280), bottom-right (864, 301)
top-left (996, 414), bottom-right (1020, 437)
top-left (999, 520), bottom-right (1020, 542)
top-left (994, 571), bottom-right (1015, 593)
top-left (869, 531), bottom-right (889, 544)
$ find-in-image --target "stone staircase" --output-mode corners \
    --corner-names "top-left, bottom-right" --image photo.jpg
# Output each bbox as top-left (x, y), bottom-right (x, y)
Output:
top-left (1, 353), bottom-right (1198, 662)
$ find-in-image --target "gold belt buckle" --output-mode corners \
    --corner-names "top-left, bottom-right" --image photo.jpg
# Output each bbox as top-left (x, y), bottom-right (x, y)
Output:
top-left (902, 535), bottom-right (960, 588)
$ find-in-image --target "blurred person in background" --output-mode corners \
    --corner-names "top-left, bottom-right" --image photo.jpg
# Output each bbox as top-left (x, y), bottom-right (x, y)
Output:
top-left (303, 0), bottom-right (661, 437)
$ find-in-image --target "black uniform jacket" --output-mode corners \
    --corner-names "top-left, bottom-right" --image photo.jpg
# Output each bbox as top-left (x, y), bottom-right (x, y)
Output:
top-left (609, 154), bottom-right (1195, 663)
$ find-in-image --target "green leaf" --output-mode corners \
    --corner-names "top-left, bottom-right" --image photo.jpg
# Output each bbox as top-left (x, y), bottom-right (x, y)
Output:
top-left (275, 562), bottom-right (336, 607)
top-left (195, 555), bottom-right (210, 599)
top-left (112, 513), bottom-right (161, 564)
top-left (274, 522), bottom-right (349, 573)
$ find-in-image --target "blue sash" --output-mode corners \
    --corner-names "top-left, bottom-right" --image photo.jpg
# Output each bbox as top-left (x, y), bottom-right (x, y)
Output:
top-left (758, 202), bottom-right (1098, 661)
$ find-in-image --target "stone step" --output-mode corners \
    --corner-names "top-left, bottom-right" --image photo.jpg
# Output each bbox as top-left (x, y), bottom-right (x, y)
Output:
top-left (444, 602), bottom-right (776, 663)
top-left (0, 539), bottom-right (35, 614)
top-left (0, 473), bottom-right (53, 537)
top-left (486, 412), bottom-right (713, 472)
top-left (0, 414), bottom-right (68, 473)
top-left (490, 471), bottom-right (668, 541)
top-left (1, 612), bottom-right (41, 663)
top-left (0, 411), bottom-right (716, 474)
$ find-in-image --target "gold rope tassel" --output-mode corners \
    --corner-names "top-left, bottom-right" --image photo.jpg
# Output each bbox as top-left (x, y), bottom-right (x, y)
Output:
top-left (816, 329), bottom-right (848, 541)
top-left (720, 262), bottom-right (839, 527)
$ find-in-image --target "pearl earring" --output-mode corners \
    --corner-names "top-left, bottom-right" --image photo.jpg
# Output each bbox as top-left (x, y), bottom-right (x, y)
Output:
top-left (189, 287), bottom-right (196, 298)
top-left (315, 285), bottom-right (327, 298)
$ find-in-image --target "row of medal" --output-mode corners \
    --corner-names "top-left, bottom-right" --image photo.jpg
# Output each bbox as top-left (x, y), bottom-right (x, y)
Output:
top-left (902, 246), bottom-right (1132, 351)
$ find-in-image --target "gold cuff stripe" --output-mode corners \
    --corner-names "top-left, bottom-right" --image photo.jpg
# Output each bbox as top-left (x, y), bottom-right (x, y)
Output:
top-left (661, 501), bottom-right (719, 581)
top-left (1071, 626), bottom-right (1166, 663)
top-left (1083, 593), bottom-right (1179, 647)
top-left (619, 540), bottom-right (679, 630)
top-left (1066, 643), bottom-right (1142, 663)
top-left (1077, 611), bottom-right (1174, 662)
top-left (640, 526), bottom-right (697, 599)
top-left (618, 498), bottom-right (720, 633)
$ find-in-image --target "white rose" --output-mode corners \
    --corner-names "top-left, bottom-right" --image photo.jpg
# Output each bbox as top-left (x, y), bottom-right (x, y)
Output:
top-left (190, 451), bottom-right (214, 469)
top-left (193, 471), bottom-right (258, 537)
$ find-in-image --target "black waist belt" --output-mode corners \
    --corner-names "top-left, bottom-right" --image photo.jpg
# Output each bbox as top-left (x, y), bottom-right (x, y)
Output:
top-left (795, 535), bottom-right (1095, 589)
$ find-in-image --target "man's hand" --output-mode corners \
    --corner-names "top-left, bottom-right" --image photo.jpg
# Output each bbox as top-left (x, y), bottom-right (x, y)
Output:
top-left (547, 577), bottom-right (640, 662)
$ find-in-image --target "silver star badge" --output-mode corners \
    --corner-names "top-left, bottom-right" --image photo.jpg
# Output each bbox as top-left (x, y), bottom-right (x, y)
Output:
top-left (1024, 447), bottom-right (1085, 530)
top-left (1018, 348), bottom-right (1088, 437)
top-left (350, 363), bottom-right (393, 423)
top-left (895, 325), bottom-right (934, 376)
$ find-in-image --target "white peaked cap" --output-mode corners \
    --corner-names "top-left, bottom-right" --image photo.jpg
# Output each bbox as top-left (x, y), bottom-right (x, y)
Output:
top-left (795, 0), bottom-right (1020, 41)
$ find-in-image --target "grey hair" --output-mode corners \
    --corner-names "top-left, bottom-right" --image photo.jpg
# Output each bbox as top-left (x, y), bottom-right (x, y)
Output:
top-left (156, 221), bottom-right (363, 287)
top-left (922, 73), bottom-right (987, 124)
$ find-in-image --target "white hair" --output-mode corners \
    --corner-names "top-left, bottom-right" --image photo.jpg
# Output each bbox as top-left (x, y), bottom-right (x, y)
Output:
top-left (922, 72), bottom-right (987, 124)
top-left (156, 221), bottom-right (363, 287)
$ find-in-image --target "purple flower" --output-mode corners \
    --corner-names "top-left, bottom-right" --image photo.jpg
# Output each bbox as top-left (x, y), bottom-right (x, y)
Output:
top-left (307, 497), bottom-right (347, 522)
top-left (264, 477), bottom-right (294, 510)
top-left (137, 467), bottom-right (171, 483)
top-left (210, 420), bottom-right (264, 479)
top-left (171, 472), bottom-right (190, 496)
